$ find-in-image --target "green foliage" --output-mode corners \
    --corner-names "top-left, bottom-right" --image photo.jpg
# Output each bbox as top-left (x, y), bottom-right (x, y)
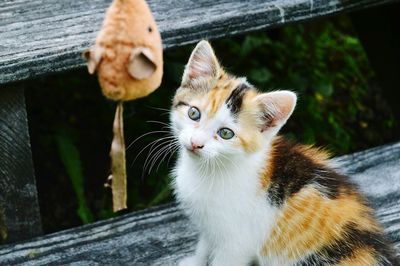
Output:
top-left (56, 132), bottom-right (94, 224)
top-left (212, 17), bottom-right (397, 154)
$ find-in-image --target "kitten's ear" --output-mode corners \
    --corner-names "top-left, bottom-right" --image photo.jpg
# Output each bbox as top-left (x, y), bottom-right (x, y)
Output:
top-left (254, 91), bottom-right (297, 132)
top-left (181, 40), bottom-right (221, 85)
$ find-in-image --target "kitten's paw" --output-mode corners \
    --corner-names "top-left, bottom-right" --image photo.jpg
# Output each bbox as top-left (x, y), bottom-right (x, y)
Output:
top-left (178, 256), bottom-right (199, 266)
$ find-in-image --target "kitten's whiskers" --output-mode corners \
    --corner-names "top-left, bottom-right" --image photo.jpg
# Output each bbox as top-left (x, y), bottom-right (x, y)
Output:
top-left (127, 130), bottom-right (169, 150)
top-left (142, 136), bottom-right (175, 172)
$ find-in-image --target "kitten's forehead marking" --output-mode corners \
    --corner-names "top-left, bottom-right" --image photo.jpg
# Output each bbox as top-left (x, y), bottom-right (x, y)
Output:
top-left (225, 83), bottom-right (251, 115)
top-left (207, 86), bottom-right (232, 116)
top-left (205, 80), bottom-right (248, 117)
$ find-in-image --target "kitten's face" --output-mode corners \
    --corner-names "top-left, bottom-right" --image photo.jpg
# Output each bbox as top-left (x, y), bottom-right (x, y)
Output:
top-left (171, 41), bottom-right (296, 160)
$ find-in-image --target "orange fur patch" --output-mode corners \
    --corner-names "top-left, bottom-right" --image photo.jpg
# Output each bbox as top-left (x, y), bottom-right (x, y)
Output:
top-left (262, 187), bottom-right (380, 260)
top-left (297, 144), bottom-right (331, 166)
top-left (235, 90), bottom-right (264, 153)
top-left (260, 153), bottom-right (274, 189)
top-left (206, 83), bottom-right (233, 116)
top-left (237, 135), bottom-right (260, 153)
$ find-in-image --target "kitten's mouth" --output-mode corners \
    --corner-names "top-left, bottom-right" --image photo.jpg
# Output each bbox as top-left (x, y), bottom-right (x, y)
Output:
top-left (185, 146), bottom-right (201, 156)
top-left (188, 148), bottom-right (200, 155)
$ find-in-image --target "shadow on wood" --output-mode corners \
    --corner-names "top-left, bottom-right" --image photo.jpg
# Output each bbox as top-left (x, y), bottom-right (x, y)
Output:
top-left (0, 86), bottom-right (42, 243)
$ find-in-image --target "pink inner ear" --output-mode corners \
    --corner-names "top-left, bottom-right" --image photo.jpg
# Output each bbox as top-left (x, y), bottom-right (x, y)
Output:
top-left (183, 40), bottom-right (219, 83)
top-left (188, 68), bottom-right (208, 80)
top-left (188, 53), bottom-right (213, 80)
top-left (260, 109), bottom-right (278, 132)
top-left (188, 71), bottom-right (197, 80)
top-left (257, 91), bottom-right (297, 130)
top-left (276, 95), bottom-right (296, 118)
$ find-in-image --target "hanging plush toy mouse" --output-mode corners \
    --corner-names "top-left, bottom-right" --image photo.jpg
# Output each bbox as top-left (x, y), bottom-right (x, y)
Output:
top-left (83, 0), bottom-right (163, 212)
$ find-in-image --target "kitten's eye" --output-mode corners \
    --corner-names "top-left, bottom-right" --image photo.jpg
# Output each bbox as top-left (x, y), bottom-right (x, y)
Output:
top-left (217, 128), bottom-right (235, 140)
top-left (188, 106), bottom-right (201, 121)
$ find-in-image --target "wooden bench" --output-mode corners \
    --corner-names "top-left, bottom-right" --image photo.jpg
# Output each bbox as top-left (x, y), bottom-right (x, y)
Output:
top-left (0, 0), bottom-right (399, 263)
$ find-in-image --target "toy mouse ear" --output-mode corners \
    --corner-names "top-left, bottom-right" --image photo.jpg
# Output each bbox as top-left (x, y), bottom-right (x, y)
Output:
top-left (127, 47), bottom-right (157, 80)
top-left (82, 46), bottom-right (104, 74)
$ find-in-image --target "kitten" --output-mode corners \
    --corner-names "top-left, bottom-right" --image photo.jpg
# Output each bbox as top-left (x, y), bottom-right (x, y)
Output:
top-left (170, 40), bottom-right (399, 266)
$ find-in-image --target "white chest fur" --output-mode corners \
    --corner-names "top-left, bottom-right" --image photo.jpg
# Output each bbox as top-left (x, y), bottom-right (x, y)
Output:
top-left (173, 150), bottom-right (278, 264)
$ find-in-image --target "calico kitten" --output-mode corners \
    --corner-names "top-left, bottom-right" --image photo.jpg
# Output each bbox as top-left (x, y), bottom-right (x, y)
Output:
top-left (171, 40), bottom-right (399, 266)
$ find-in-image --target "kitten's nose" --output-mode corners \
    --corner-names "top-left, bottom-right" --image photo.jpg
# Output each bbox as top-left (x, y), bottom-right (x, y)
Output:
top-left (190, 138), bottom-right (204, 150)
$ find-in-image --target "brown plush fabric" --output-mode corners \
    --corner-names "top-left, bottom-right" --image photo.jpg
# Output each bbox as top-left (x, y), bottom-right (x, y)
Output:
top-left (84, 0), bottom-right (163, 101)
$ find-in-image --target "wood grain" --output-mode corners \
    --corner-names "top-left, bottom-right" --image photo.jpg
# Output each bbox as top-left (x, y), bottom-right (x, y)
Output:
top-left (0, 86), bottom-right (42, 244)
top-left (0, 0), bottom-right (398, 85)
top-left (0, 142), bottom-right (398, 265)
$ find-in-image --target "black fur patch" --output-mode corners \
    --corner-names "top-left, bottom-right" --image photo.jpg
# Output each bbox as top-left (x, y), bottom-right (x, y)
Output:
top-left (225, 83), bottom-right (250, 115)
top-left (297, 222), bottom-right (399, 265)
top-left (266, 138), bottom-right (353, 207)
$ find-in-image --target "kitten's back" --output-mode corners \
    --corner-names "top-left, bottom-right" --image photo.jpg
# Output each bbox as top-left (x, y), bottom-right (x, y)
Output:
top-left (261, 137), bottom-right (399, 265)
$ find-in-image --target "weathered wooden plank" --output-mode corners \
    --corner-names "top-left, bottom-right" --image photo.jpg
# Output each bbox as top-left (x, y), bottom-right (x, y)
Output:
top-left (0, 142), bottom-right (398, 265)
top-left (0, 0), bottom-right (398, 85)
top-left (0, 86), bottom-right (42, 244)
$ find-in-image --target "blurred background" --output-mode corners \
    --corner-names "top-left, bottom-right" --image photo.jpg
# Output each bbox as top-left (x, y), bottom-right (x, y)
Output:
top-left (25, 15), bottom-right (399, 233)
